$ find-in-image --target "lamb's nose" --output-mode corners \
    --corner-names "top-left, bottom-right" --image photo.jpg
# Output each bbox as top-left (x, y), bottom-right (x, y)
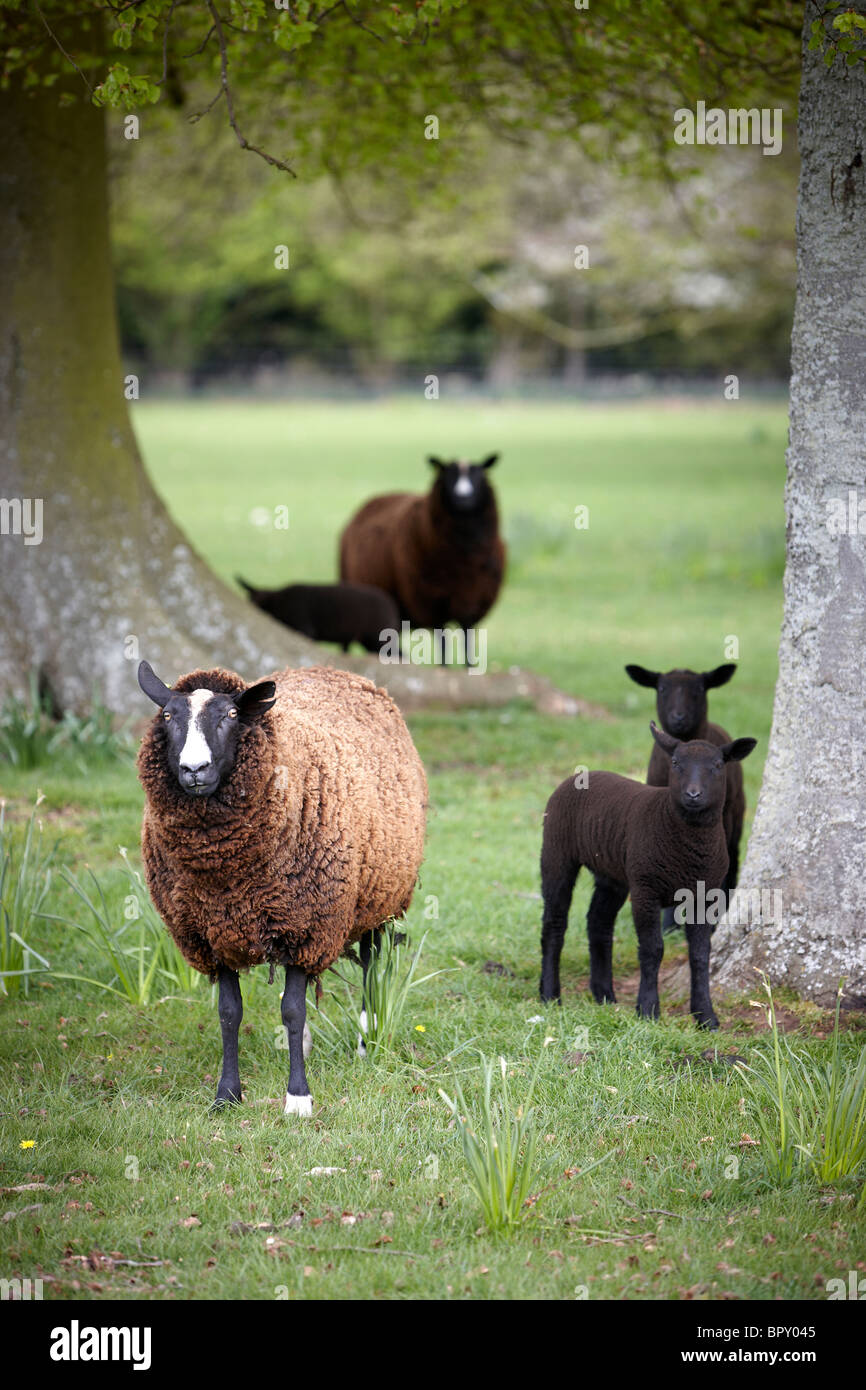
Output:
top-left (685, 786), bottom-right (701, 801)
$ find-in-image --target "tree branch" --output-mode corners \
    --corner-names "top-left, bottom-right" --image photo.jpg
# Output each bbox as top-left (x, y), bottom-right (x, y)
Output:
top-left (204, 0), bottom-right (297, 177)
top-left (32, 0), bottom-right (93, 95)
top-left (469, 269), bottom-right (674, 351)
top-left (338, 0), bottom-right (386, 43)
top-left (159, 0), bottom-right (180, 89)
top-left (181, 23), bottom-right (216, 59)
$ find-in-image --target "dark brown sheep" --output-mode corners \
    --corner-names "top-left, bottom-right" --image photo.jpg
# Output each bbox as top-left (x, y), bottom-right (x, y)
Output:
top-left (540, 723), bottom-right (756, 1030)
top-left (236, 577), bottom-right (399, 655)
top-left (625, 663), bottom-right (745, 909)
top-left (338, 455), bottom-right (506, 664)
top-left (137, 661), bottom-right (427, 1116)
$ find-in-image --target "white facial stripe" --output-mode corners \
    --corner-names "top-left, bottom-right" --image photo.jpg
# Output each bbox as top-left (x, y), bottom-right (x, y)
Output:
top-left (179, 689), bottom-right (215, 769)
top-left (454, 468), bottom-right (474, 497)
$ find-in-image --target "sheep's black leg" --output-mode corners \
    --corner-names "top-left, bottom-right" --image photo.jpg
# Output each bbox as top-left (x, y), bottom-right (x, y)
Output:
top-left (359, 927), bottom-right (381, 983)
top-left (587, 875), bottom-right (627, 1004)
top-left (357, 927), bottom-right (382, 1056)
top-left (213, 968), bottom-right (243, 1109)
top-left (631, 895), bottom-right (664, 1021)
top-left (282, 966), bottom-right (313, 1118)
top-left (685, 923), bottom-right (718, 1030)
top-left (540, 858), bottom-right (579, 1002)
top-left (660, 904), bottom-right (678, 933)
top-left (724, 840), bottom-right (739, 910)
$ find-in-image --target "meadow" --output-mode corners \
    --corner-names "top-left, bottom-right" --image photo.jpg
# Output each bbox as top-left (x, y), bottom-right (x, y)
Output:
top-left (2, 397), bottom-right (864, 1302)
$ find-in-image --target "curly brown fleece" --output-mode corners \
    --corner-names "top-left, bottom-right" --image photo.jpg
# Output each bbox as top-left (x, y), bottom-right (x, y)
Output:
top-left (137, 665), bottom-right (428, 979)
top-left (339, 481), bottom-right (505, 630)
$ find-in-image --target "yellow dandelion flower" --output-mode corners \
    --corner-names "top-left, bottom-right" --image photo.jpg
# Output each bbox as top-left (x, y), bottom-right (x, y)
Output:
top-left (20, 1140), bottom-right (36, 1150)
top-left (415, 1025), bottom-right (426, 1033)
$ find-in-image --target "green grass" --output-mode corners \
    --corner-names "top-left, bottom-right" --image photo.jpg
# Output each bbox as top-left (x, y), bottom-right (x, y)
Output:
top-left (439, 1050), bottom-right (547, 1233)
top-left (738, 977), bottom-right (866, 1186)
top-left (1, 398), bottom-right (863, 1301)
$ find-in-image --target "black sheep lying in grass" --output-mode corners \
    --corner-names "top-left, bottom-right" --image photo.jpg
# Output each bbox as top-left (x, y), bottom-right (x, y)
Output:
top-left (540, 722), bottom-right (756, 1030)
top-left (237, 577), bottom-right (399, 655)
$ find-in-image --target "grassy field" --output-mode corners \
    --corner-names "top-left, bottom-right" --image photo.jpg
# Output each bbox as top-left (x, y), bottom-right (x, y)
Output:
top-left (2, 398), bottom-right (864, 1302)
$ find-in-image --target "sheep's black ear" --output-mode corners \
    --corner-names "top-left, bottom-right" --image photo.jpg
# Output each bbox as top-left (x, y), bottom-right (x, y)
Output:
top-left (236, 680), bottom-right (276, 718)
top-left (703, 664), bottom-right (737, 689)
top-left (721, 737), bottom-right (757, 763)
top-left (427, 456), bottom-right (445, 469)
top-left (626, 664), bottom-right (659, 689)
top-left (138, 661), bottom-right (172, 708)
top-left (650, 720), bottom-right (679, 755)
top-left (480, 453), bottom-right (500, 469)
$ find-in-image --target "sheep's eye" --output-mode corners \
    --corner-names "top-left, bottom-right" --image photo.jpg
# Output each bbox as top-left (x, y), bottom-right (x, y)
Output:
top-left (163, 711), bottom-right (171, 722)
top-left (227, 708), bottom-right (238, 719)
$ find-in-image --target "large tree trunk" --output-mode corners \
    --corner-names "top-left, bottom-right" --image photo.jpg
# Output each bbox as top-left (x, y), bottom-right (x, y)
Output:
top-left (0, 57), bottom-right (583, 721)
top-left (709, 9), bottom-right (866, 1008)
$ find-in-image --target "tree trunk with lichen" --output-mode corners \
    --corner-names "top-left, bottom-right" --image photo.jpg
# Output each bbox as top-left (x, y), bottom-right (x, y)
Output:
top-left (704, 11), bottom-right (866, 1009)
top-left (0, 65), bottom-right (584, 721)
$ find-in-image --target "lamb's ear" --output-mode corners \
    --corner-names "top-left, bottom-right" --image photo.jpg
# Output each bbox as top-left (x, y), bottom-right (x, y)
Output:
top-left (626, 664), bottom-right (659, 689)
top-left (721, 737), bottom-right (757, 763)
top-left (427, 456), bottom-right (445, 470)
top-left (236, 680), bottom-right (277, 718)
top-left (703, 663), bottom-right (737, 689)
top-left (480, 453), bottom-right (500, 469)
top-left (138, 661), bottom-right (172, 708)
top-left (650, 720), bottom-right (679, 755)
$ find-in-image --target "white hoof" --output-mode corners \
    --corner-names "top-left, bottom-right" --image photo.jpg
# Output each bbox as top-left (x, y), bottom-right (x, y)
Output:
top-left (284, 1092), bottom-right (313, 1118)
top-left (358, 1008), bottom-right (377, 1058)
top-left (303, 1021), bottom-right (312, 1058)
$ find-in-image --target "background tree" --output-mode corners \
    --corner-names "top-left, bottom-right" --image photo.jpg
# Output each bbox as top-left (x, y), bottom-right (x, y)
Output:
top-left (109, 117), bottom-right (798, 387)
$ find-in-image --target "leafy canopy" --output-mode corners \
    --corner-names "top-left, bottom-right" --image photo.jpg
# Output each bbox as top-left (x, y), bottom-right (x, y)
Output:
top-left (0, 1), bottom-right (810, 183)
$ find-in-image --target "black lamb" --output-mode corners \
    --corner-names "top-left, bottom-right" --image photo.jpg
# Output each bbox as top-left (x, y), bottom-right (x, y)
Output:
top-left (626, 663), bottom-right (745, 921)
top-left (237, 577), bottom-right (399, 655)
top-left (540, 722), bottom-right (756, 1030)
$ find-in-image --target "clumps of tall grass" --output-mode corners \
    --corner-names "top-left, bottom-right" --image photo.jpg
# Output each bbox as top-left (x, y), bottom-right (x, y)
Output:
top-left (737, 974), bottom-right (866, 1185)
top-left (0, 674), bottom-right (133, 768)
top-left (43, 847), bottom-right (209, 1006)
top-left (310, 927), bottom-right (445, 1058)
top-left (439, 1052), bottom-right (544, 1233)
top-left (0, 797), bottom-right (56, 995)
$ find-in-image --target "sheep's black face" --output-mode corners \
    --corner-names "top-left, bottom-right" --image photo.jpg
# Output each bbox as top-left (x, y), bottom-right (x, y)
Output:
top-left (666, 739), bottom-right (727, 815)
top-left (656, 670), bottom-right (707, 738)
top-left (160, 690), bottom-right (244, 796)
top-left (138, 663), bottom-right (276, 798)
top-left (650, 722), bottom-right (756, 819)
top-left (626, 663), bottom-right (737, 738)
top-left (428, 454), bottom-right (499, 515)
